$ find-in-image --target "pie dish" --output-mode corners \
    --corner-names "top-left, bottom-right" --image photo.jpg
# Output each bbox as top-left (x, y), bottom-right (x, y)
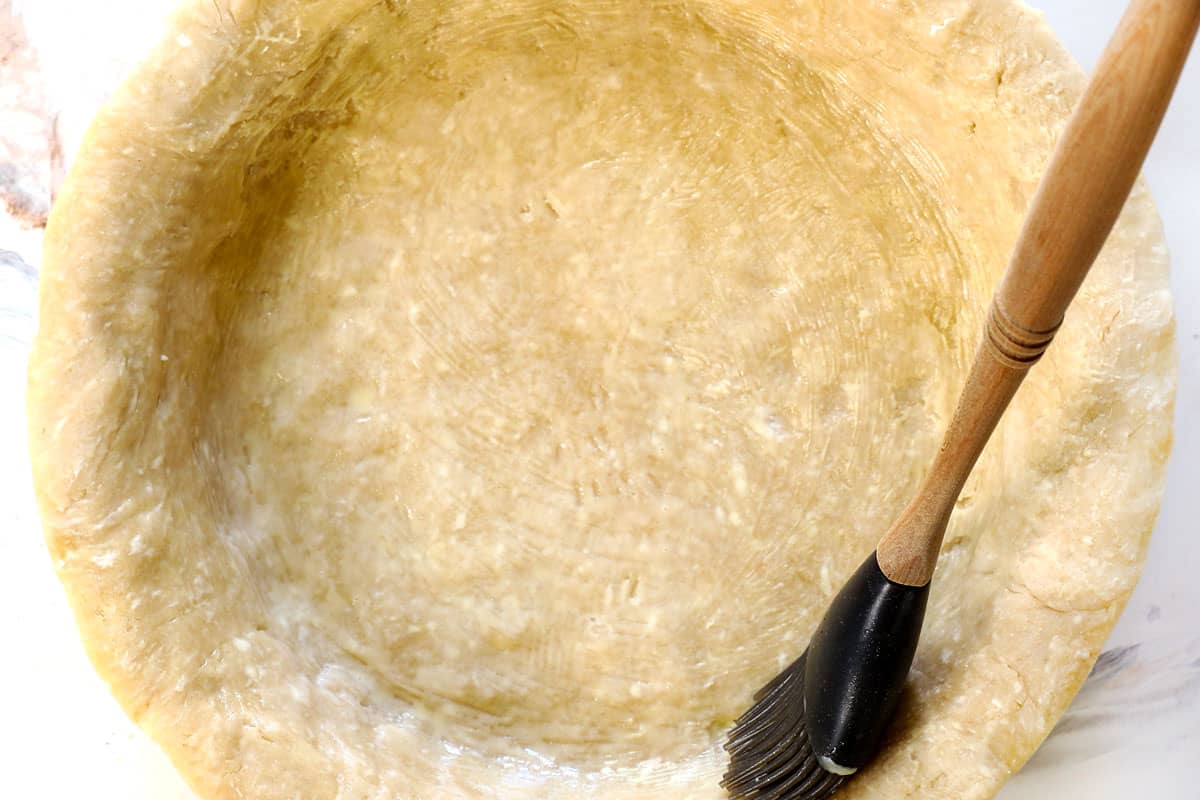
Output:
top-left (28, 0), bottom-right (1175, 798)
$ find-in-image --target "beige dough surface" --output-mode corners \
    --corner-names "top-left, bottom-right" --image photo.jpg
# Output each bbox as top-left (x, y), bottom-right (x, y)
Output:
top-left (28, 1), bottom-right (1175, 798)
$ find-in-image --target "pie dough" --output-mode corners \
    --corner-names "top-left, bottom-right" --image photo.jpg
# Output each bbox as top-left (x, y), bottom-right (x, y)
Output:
top-left (28, 0), bottom-right (1175, 798)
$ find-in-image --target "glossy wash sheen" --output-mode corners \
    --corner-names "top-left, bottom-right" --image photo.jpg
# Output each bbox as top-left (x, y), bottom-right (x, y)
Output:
top-left (21, 0), bottom-right (1177, 797)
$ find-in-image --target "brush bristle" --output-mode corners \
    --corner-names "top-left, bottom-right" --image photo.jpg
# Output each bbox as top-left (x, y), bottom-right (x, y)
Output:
top-left (721, 652), bottom-right (848, 800)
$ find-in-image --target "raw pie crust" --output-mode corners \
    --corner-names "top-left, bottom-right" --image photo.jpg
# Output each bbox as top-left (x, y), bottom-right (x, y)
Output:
top-left (28, 0), bottom-right (1175, 798)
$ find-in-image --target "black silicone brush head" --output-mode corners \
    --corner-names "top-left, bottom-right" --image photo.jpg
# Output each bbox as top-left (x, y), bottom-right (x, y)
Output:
top-left (722, 552), bottom-right (929, 799)
top-left (722, 651), bottom-right (848, 800)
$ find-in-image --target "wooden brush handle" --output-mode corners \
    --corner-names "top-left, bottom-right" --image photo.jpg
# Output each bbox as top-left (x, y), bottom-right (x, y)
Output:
top-left (877, 0), bottom-right (1200, 587)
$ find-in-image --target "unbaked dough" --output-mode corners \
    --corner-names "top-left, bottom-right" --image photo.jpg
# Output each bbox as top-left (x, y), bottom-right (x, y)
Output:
top-left (28, 1), bottom-right (1175, 798)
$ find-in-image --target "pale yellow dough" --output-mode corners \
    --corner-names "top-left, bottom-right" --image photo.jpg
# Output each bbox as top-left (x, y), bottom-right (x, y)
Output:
top-left (28, 0), bottom-right (1174, 798)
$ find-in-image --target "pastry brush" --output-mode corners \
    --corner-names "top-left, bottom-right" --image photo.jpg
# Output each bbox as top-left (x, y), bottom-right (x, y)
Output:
top-left (722, 1), bottom-right (1199, 797)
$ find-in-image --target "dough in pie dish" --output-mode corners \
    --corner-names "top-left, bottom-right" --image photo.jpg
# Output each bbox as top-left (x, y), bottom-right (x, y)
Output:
top-left (28, 0), bottom-right (1175, 798)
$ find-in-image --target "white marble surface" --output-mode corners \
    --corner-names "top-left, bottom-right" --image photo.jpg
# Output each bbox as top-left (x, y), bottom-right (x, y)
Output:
top-left (0, 1), bottom-right (1196, 797)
